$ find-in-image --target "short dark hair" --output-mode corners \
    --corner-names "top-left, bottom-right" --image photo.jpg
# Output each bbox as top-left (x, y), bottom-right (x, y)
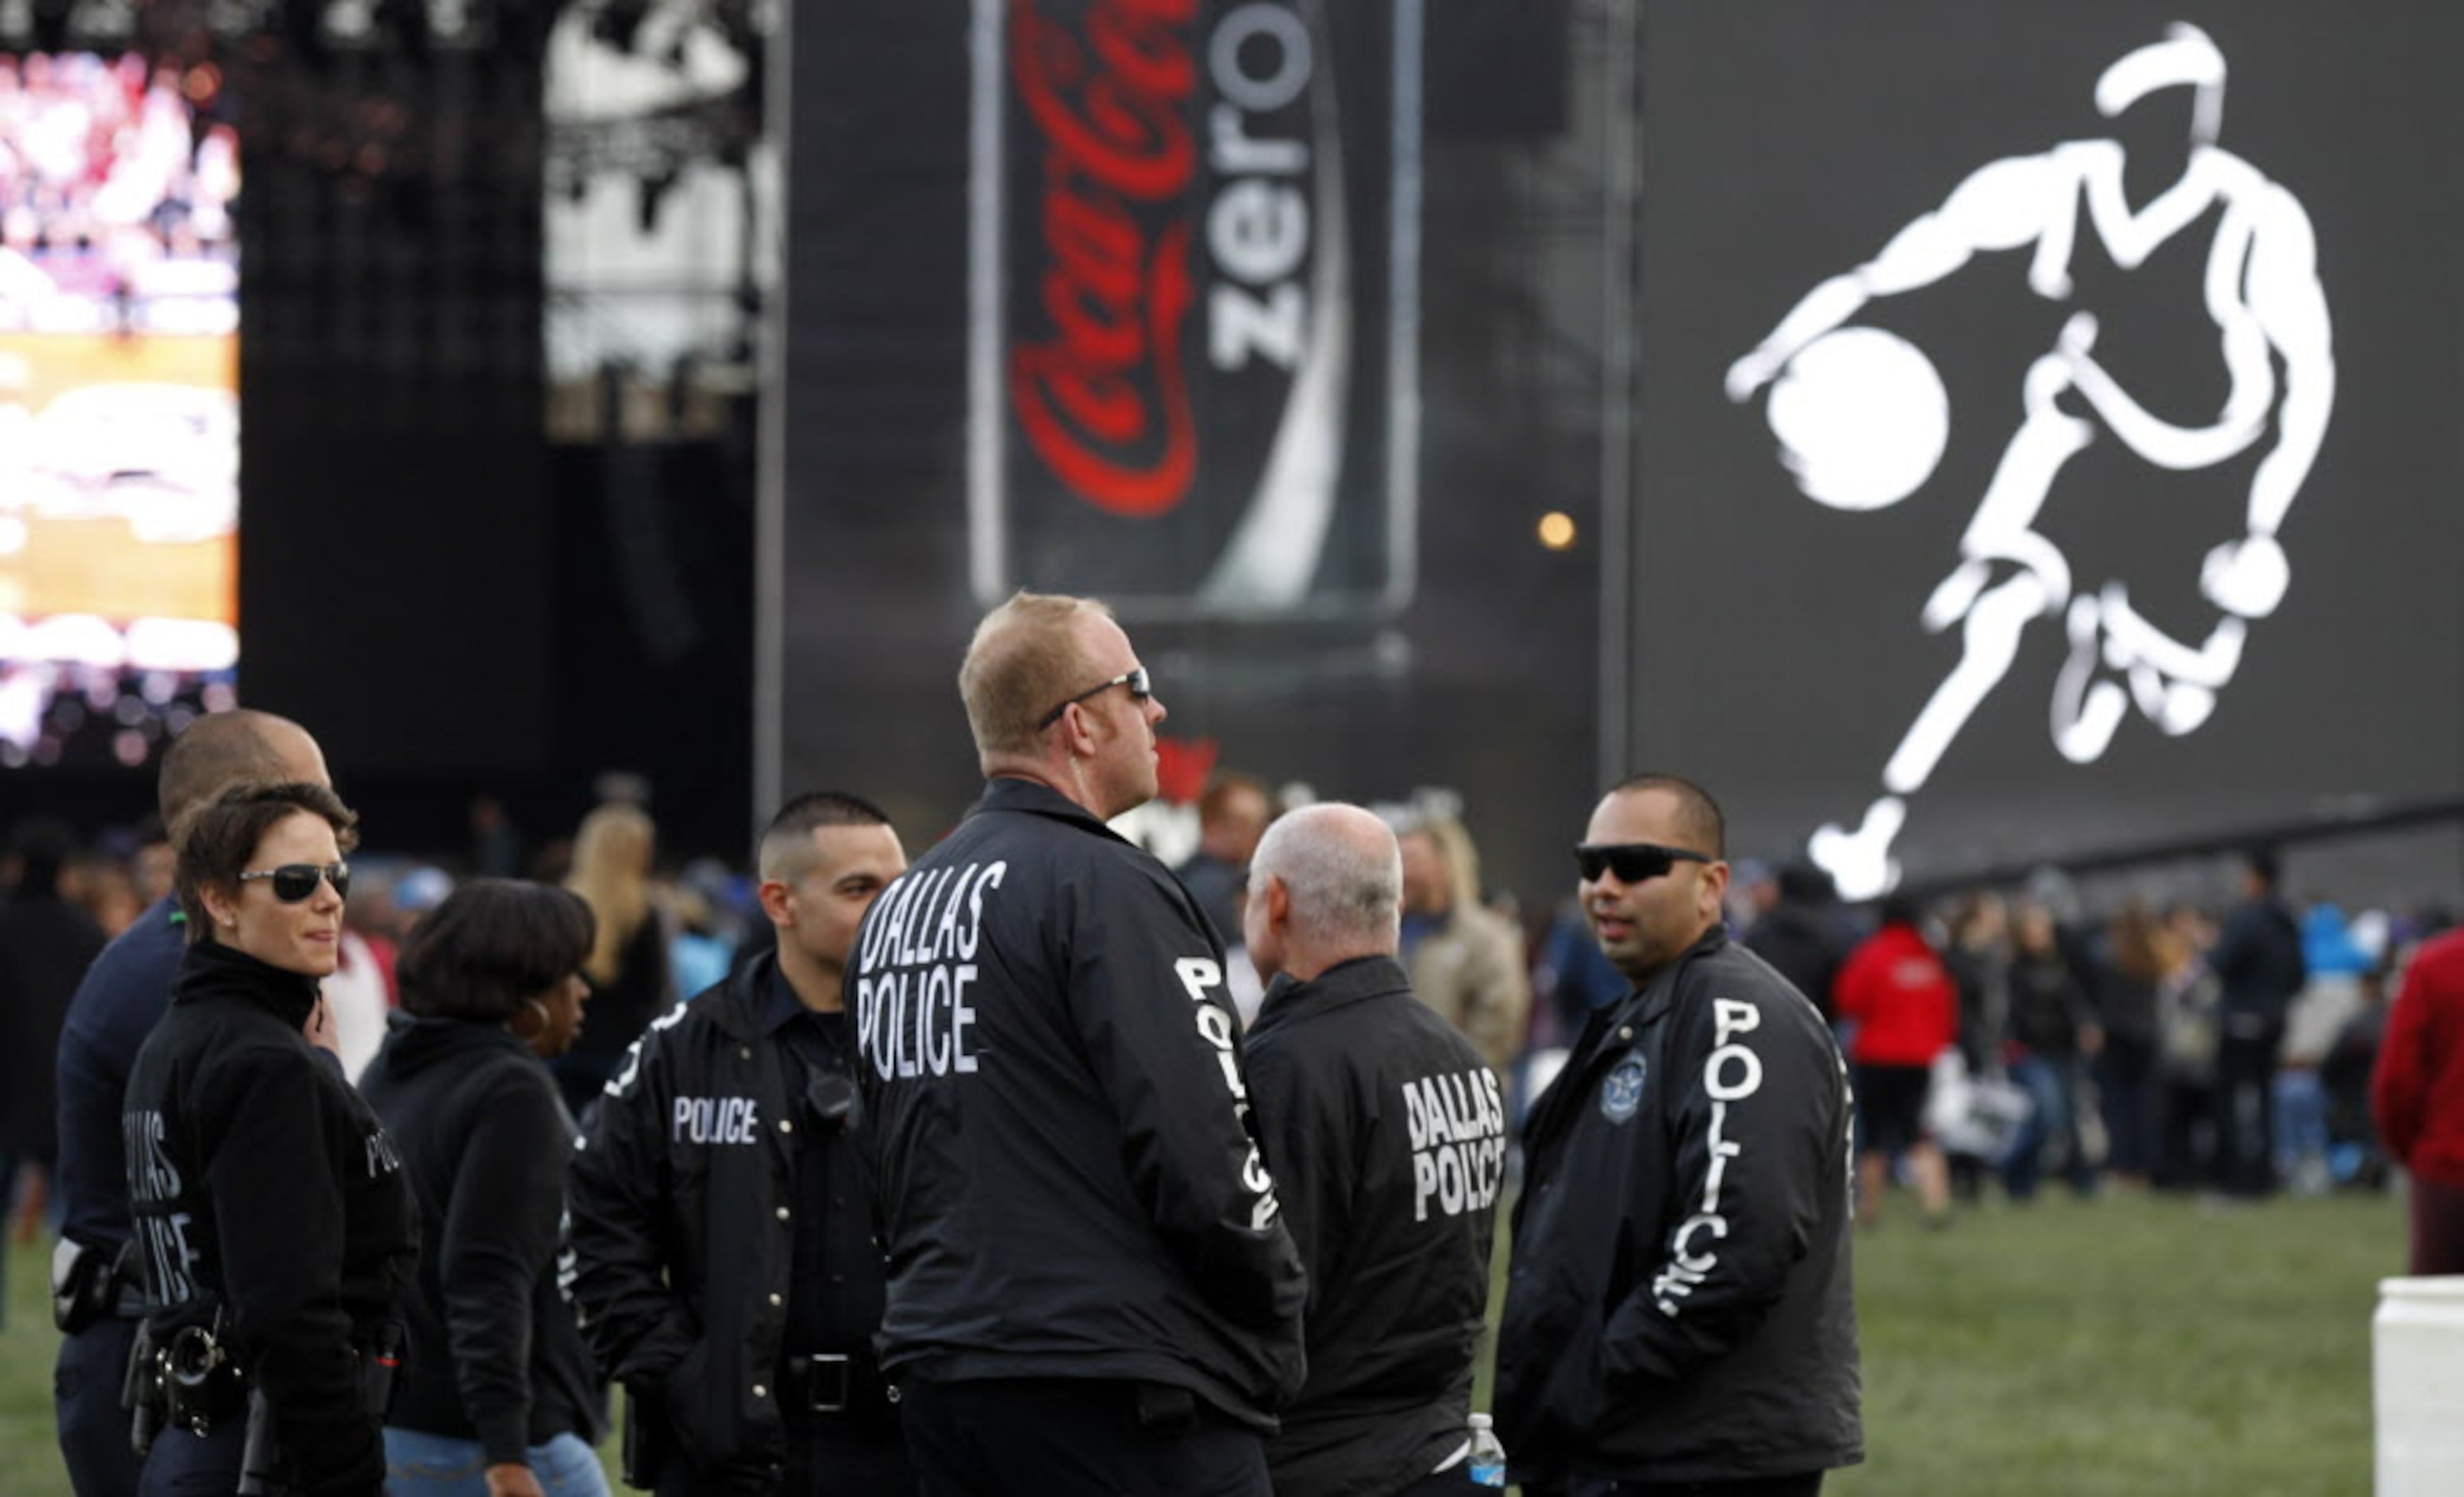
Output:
top-left (2244, 845), bottom-right (2282, 889)
top-left (1607, 772), bottom-right (1727, 859)
top-left (175, 782), bottom-right (359, 939)
top-left (758, 791), bottom-right (893, 881)
top-left (398, 879), bottom-right (596, 1024)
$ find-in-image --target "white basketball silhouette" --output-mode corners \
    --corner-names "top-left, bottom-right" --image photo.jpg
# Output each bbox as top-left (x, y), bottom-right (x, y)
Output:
top-left (1766, 327), bottom-right (1950, 512)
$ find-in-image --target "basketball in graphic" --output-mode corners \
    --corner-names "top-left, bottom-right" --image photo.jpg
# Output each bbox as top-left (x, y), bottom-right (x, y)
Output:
top-left (1766, 327), bottom-right (1949, 512)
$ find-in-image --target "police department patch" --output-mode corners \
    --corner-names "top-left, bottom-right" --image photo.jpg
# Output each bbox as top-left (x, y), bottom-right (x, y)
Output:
top-left (1599, 1054), bottom-right (1648, 1123)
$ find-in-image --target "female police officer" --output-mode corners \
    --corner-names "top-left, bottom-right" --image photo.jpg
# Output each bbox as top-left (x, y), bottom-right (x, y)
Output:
top-left (124, 780), bottom-right (418, 1495)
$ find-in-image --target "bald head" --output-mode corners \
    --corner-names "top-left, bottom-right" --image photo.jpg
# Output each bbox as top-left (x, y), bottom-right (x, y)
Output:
top-left (158, 710), bottom-right (328, 839)
top-left (1245, 803), bottom-right (1402, 981)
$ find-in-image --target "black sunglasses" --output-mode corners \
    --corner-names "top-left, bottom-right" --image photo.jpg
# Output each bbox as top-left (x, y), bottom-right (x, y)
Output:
top-left (238, 862), bottom-right (351, 903)
top-left (1036, 666), bottom-right (1153, 729)
top-left (1575, 843), bottom-right (1712, 884)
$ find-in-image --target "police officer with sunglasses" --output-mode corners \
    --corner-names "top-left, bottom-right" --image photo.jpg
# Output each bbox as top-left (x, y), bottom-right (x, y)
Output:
top-left (53, 710), bottom-right (334, 1497)
top-left (121, 780), bottom-right (417, 1496)
top-left (1496, 775), bottom-right (1862, 1497)
top-left (850, 591), bottom-right (1304, 1496)
top-left (571, 792), bottom-right (913, 1495)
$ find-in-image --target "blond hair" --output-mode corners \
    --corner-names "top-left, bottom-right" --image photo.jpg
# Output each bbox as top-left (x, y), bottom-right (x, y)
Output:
top-left (1405, 816), bottom-right (1487, 918)
top-left (958, 591), bottom-right (1108, 764)
top-left (566, 803), bottom-right (655, 984)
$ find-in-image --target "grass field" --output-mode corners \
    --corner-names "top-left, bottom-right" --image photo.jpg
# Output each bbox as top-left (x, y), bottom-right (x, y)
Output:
top-left (0, 1188), bottom-right (2411, 1495)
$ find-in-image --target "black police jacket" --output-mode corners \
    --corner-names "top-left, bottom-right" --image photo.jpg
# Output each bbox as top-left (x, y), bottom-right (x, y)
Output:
top-left (568, 952), bottom-right (818, 1492)
top-left (1496, 928), bottom-right (1862, 1487)
top-left (848, 777), bottom-right (1306, 1429)
top-left (123, 939), bottom-right (418, 1496)
top-left (1244, 955), bottom-right (1503, 1497)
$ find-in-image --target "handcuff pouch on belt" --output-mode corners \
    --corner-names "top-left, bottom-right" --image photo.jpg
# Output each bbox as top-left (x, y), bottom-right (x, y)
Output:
top-left (125, 1303), bottom-right (249, 1455)
top-left (53, 1239), bottom-right (140, 1334)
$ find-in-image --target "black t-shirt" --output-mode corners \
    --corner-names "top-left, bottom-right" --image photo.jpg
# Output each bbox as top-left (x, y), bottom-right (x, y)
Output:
top-left (762, 973), bottom-right (887, 1361)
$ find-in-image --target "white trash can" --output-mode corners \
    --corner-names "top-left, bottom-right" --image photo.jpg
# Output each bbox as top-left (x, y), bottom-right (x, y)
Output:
top-left (2376, 1275), bottom-right (2464, 1496)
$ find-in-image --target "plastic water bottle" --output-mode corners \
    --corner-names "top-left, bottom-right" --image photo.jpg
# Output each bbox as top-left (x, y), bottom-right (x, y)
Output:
top-left (1468, 1412), bottom-right (1508, 1487)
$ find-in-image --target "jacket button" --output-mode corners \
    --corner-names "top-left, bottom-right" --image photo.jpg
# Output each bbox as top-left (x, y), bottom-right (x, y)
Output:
top-left (740, 1046), bottom-right (753, 1059)
top-left (751, 1384), bottom-right (767, 1399)
top-left (775, 1206), bottom-right (791, 1221)
top-left (779, 1119), bottom-right (795, 1134)
top-left (769, 1293), bottom-right (783, 1307)
top-left (1618, 1027), bottom-right (1633, 1040)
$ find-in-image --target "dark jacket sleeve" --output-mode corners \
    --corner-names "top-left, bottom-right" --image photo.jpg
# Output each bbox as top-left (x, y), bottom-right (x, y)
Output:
top-left (442, 1066), bottom-right (569, 1465)
top-left (1599, 976), bottom-right (1842, 1385)
top-left (569, 1017), bottom-right (697, 1389)
top-left (56, 923), bottom-right (180, 1248)
top-left (55, 1003), bottom-right (133, 1248)
top-left (1067, 868), bottom-right (1306, 1336)
top-left (202, 1042), bottom-right (383, 1495)
top-left (1242, 1041), bottom-right (1350, 1323)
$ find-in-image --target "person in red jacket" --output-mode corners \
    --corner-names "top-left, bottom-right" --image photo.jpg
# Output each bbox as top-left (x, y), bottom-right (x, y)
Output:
top-left (1835, 897), bottom-right (1959, 1227)
top-left (2372, 927), bottom-right (2464, 1274)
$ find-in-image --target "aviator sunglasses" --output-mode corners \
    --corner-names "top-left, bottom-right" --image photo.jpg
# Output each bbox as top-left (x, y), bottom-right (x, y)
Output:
top-left (1574, 843), bottom-right (1713, 884)
top-left (1036, 666), bottom-right (1154, 729)
top-left (238, 862), bottom-right (351, 903)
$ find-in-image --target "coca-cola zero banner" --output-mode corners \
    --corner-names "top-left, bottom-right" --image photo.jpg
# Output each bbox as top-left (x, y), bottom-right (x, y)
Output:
top-left (968, 0), bottom-right (1419, 620)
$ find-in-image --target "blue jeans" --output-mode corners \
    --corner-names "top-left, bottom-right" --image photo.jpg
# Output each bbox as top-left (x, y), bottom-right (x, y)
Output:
top-left (2003, 1055), bottom-right (2095, 1200)
top-left (384, 1428), bottom-right (610, 1496)
top-left (2273, 1067), bottom-right (2329, 1189)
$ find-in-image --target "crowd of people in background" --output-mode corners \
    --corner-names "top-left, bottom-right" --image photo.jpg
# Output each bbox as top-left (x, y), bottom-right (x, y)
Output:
top-left (0, 784), bottom-right (2455, 1251)
top-left (2, 624), bottom-right (2459, 1495)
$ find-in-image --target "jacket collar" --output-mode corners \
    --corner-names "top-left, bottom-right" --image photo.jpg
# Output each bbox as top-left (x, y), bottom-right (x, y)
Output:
top-left (704, 947), bottom-right (781, 1042)
top-left (1251, 953), bottom-right (1411, 1035)
top-left (1523, 924), bottom-right (1730, 1146)
top-left (382, 1012), bottom-right (534, 1065)
top-left (1613, 923), bottom-right (1731, 1031)
top-left (172, 937), bottom-right (322, 1030)
top-left (975, 776), bottom-right (1130, 845)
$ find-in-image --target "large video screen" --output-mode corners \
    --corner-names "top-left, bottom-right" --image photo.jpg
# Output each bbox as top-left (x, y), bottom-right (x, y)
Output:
top-left (1630, 3), bottom-right (2464, 898)
top-left (0, 50), bottom-right (237, 770)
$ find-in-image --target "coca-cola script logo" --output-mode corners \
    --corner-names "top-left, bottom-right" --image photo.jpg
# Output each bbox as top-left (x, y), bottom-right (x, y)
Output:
top-left (1008, 0), bottom-right (1200, 518)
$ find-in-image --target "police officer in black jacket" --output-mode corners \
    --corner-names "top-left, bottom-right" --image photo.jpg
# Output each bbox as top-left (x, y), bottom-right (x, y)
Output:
top-left (1497, 775), bottom-right (1861, 1497)
top-left (571, 791), bottom-right (912, 1495)
top-left (850, 591), bottom-right (1305, 1496)
top-left (124, 780), bottom-right (417, 1495)
top-left (1241, 804), bottom-right (1505, 1497)
top-left (52, 710), bottom-right (330, 1497)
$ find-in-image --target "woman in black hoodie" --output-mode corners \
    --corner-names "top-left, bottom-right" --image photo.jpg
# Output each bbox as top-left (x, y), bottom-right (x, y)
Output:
top-left (359, 879), bottom-right (609, 1497)
top-left (124, 780), bottom-right (418, 1495)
